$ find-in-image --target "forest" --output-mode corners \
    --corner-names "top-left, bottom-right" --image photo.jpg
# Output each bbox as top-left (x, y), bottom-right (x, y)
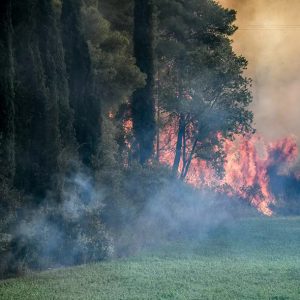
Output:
top-left (0, 0), bottom-right (300, 281)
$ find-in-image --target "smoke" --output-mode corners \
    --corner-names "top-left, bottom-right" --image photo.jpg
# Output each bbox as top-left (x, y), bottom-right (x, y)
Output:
top-left (218, 0), bottom-right (300, 144)
top-left (6, 172), bottom-right (113, 273)
top-left (1, 163), bottom-right (259, 276)
top-left (113, 172), bottom-right (258, 257)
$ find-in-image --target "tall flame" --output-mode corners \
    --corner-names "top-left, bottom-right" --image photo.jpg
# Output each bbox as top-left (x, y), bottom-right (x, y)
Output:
top-left (122, 117), bottom-right (298, 216)
top-left (157, 119), bottom-right (298, 216)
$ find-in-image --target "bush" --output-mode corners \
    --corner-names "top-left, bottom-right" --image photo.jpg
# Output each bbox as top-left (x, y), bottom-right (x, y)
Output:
top-left (0, 172), bottom-right (113, 278)
top-left (0, 179), bottom-right (22, 278)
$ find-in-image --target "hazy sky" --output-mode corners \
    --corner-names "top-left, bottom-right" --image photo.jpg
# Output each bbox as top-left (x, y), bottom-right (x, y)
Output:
top-left (219, 0), bottom-right (300, 142)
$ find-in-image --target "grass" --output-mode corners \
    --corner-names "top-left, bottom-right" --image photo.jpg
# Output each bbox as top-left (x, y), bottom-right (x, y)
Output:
top-left (1, 217), bottom-right (300, 299)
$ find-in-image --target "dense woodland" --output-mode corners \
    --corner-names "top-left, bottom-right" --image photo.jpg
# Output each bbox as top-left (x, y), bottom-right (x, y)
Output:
top-left (0, 0), bottom-right (296, 278)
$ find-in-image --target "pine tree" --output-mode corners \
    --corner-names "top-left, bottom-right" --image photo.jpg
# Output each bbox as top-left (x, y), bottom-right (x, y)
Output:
top-left (155, 0), bottom-right (253, 178)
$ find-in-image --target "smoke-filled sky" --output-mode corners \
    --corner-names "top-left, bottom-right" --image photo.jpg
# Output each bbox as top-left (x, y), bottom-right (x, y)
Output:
top-left (219, 0), bottom-right (300, 143)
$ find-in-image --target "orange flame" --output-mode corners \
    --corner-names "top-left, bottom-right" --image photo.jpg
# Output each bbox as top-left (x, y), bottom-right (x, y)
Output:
top-left (122, 116), bottom-right (298, 216)
top-left (158, 119), bottom-right (298, 216)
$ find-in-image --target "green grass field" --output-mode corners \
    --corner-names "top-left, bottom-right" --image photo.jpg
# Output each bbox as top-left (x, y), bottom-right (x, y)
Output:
top-left (1, 217), bottom-right (300, 299)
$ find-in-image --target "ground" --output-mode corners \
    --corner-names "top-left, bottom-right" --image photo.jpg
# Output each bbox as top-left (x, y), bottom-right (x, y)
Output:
top-left (1, 217), bottom-right (300, 299)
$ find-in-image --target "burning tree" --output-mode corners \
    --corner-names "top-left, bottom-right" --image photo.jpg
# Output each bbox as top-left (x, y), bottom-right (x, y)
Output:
top-left (155, 0), bottom-right (254, 179)
top-left (115, 1), bottom-right (300, 216)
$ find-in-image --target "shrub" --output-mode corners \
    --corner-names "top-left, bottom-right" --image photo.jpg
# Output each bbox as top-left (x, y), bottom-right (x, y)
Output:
top-left (0, 172), bottom-right (113, 277)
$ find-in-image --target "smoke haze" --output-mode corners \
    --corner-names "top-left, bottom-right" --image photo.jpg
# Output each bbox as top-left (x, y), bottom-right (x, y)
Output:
top-left (219, 0), bottom-right (300, 143)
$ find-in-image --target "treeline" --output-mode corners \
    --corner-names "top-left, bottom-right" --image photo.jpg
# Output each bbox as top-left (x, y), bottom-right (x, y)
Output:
top-left (0, 0), bottom-right (144, 200)
top-left (0, 0), bottom-right (254, 276)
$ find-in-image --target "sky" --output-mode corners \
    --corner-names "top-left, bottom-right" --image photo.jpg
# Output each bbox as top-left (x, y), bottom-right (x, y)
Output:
top-left (218, 0), bottom-right (300, 143)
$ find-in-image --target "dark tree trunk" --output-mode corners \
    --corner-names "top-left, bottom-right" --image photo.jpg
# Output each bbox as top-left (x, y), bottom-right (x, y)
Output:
top-left (132, 0), bottom-right (155, 165)
top-left (12, 0), bottom-right (61, 198)
top-left (0, 0), bottom-right (15, 183)
top-left (62, 0), bottom-right (101, 167)
top-left (11, 0), bottom-right (76, 200)
top-left (172, 114), bottom-right (185, 174)
top-left (180, 137), bottom-right (198, 180)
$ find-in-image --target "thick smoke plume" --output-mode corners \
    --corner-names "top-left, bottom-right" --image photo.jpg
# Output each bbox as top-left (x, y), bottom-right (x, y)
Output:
top-left (219, 0), bottom-right (300, 144)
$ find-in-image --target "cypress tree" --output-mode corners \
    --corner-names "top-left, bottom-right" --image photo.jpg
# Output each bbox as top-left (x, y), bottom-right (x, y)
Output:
top-left (62, 0), bottom-right (101, 167)
top-left (100, 0), bottom-right (133, 34)
top-left (12, 0), bottom-right (74, 199)
top-left (0, 0), bottom-right (15, 183)
top-left (132, 0), bottom-right (156, 165)
top-left (12, 0), bottom-right (51, 198)
top-left (35, 0), bottom-right (77, 196)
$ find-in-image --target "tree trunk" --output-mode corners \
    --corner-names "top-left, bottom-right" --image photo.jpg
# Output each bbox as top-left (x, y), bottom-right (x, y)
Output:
top-left (180, 137), bottom-right (198, 180)
top-left (156, 107), bottom-right (160, 162)
top-left (62, 0), bottom-right (100, 167)
top-left (156, 70), bottom-right (161, 162)
top-left (172, 114), bottom-right (185, 174)
top-left (182, 124), bottom-right (187, 167)
top-left (0, 0), bottom-right (15, 183)
top-left (132, 0), bottom-right (155, 165)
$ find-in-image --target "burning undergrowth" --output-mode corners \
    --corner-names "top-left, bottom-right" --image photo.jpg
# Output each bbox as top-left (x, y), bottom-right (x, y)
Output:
top-left (160, 119), bottom-right (299, 216)
top-left (122, 114), bottom-right (300, 217)
top-left (1, 117), bottom-right (299, 277)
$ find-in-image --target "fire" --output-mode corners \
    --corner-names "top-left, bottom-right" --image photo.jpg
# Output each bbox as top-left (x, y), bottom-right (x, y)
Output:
top-left (157, 118), bottom-right (298, 216)
top-left (123, 119), bottom-right (133, 135)
top-left (122, 116), bottom-right (298, 216)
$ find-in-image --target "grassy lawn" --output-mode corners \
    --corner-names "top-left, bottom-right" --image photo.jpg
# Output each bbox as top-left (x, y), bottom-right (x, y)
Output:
top-left (1, 217), bottom-right (300, 299)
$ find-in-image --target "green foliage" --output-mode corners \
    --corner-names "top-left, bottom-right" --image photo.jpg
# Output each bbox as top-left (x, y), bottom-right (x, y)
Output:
top-left (9, 0), bottom-right (77, 198)
top-left (155, 0), bottom-right (254, 177)
top-left (81, 1), bottom-right (144, 112)
top-left (100, 0), bottom-right (134, 34)
top-left (0, 173), bottom-right (113, 277)
top-left (0, 178), bottom-right (21, 237)
top-left (61, 0), bottom-right (98, 166)
top-left (0, 178), bottom-right (21, 277)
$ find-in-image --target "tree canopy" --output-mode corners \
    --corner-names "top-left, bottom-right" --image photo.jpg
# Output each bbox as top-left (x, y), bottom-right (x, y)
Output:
top-left (155, 0), bottom-right (253, 178)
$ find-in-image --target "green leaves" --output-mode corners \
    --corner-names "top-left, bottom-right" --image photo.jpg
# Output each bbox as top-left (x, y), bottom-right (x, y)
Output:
top-left (155, 0), bottom-right (254, 176)
top-left (81, 2), bottom-right (144, 111)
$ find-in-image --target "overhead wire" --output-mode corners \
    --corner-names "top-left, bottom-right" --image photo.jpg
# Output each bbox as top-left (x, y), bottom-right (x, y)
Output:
top-left (238, 24), bottom-right (300, 30)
